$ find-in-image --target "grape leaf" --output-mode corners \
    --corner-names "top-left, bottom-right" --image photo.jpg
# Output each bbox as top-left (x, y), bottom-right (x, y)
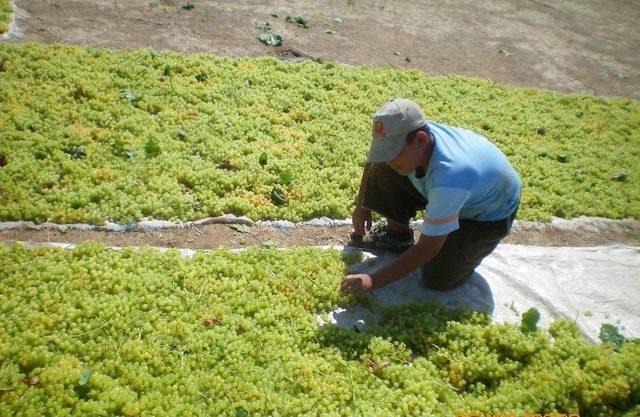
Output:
top-left (253, 21), bottom-right (274, 31)
top-left (257, 33), bottom-right (283, 47)
top-left (79, 368), bottom-right (94, 386)
top-left (599, 323), bottom-right (626, 346)
top-left (270, 188), bottom-right (287, 206)
top-left (119, 90), bottom-right (141, 104)
top-left (285, 16), bottom-right (309, 28)
top-left (520, 307), bottom-right (540, 333)
top-left (229, 224), bottom-right (250, 234)
top-left (279, 170), bottom-right (294, 186)
top-left (612, 172), bottom-right (628, 182)
top-left (144, 139), bottom-right (162, 158)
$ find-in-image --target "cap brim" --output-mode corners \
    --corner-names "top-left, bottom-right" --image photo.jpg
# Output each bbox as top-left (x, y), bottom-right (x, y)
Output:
top-left (367, 135), bottom-right (405, 163)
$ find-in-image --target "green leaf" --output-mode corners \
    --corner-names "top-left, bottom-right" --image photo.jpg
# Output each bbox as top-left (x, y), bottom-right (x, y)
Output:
top-left (119, 90), bottom-right (141, 104)
top-left (279, 170), bottom-right (294, 186)
top-left (177, 129), bottom-right (188, 141)
top-left (333, 17), bottom-right (344, 23)
top-left (556, 154), bottom-right (568, 163)
top-left (253, 21), bottom-right (274, 31)
top-left (599, 323), bottom-right (626, 346)
top-left (261, 240), bottom-right (279, 249)
top-left (520, 307), bottom-right (540, 334)
top-left (258, 152), bottom-right (268, 166)
top-left (270, 12), bottom-right (280, 18)
top-left (79, 368), bottom-right (94, 386)
top-left (285, 16), bottom-right (309, 28)
top-left (195, 72), bottom-right (208, 82)
top-left (182, 2), bottom-right (194, 10)
top-left (257, 33), bottom-right (283, 47)
top-left (144, 139), bottom-right (162, 158)
top-left (66, 146), bottom-right (86, 160)
top-left (270, 188), bottom-right (287, 206)
top-left (324, 29), bottom-right (336, 35)
top-left (229, 224), bottom-right (250, 234)
top-left (112, 139), bottom-right (133, 158)
top-left (612, 172), bottom-right (628, 182)
top-left (235, 407), bottom-right (249, 417)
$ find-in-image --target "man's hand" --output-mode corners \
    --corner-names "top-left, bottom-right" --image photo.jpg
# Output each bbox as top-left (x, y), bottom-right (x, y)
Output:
top-left (341, 274), bottom-right (373, 294)
top-left (352, 205), bottom-right (372, 236)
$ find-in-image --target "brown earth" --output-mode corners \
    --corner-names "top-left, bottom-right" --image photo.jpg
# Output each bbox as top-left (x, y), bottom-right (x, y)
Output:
top-left (2, 218), bottom-right (640, 250)
top-left (3, 0), bottom-right (640, 99)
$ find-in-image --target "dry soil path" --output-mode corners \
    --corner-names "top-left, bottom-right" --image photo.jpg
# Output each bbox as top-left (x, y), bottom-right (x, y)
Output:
top-left (3, 0), bottom-right (640, 99)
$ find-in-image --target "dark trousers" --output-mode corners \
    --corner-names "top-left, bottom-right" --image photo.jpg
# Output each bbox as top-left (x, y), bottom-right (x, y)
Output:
top-left (362, 163), bottom-right (517, 291)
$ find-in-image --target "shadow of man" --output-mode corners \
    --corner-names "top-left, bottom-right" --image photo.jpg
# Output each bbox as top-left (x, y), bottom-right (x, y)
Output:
top-left (318, 248), bottom-right (495, 358)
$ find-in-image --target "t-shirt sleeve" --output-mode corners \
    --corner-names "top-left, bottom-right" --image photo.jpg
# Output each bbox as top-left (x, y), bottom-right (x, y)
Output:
top-left (421, 187), bottom-right (471, 236)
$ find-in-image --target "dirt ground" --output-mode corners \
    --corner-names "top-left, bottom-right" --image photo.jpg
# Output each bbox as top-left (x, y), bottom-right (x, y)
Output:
top-left (2, 0), bottom-right (639, 249)
top-left (4, 0), bottom-right (640, 99)
top-left (2, 218), bottom-right (640, 250)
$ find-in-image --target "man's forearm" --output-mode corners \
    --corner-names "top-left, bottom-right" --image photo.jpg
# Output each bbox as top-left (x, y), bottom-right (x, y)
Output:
top-left (356, 162), bottom-right (372, 205)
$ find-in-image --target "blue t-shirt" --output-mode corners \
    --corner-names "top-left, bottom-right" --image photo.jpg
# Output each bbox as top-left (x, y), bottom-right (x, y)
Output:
top-left (407, 121), bottom-right (522, 236)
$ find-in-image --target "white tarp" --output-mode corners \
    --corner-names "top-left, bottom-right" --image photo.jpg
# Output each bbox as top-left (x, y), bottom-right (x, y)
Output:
top-left (322, 244), bottom-right (640, 343)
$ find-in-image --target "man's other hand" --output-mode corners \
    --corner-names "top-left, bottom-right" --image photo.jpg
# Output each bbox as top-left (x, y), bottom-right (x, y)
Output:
top-left (352, 206), bottom-right (372, 236)
top-left (341, 274), bottom-right (373, 294)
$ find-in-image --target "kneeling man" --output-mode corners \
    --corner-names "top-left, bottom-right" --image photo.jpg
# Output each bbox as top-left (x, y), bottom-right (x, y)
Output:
top-left (342, 99), bottom-right (521, 294)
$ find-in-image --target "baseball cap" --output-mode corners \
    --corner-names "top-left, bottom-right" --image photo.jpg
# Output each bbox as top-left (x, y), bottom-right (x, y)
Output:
top-left (367, 98), bottom-right (426, 163)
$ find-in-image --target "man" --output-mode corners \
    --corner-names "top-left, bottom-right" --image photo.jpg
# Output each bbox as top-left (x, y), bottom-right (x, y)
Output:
top-left (341, 98), bottom-right (521, 294)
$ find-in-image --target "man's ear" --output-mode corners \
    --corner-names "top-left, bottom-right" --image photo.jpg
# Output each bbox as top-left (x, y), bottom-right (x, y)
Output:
top-left (415, 130), bottom-right (429, 144)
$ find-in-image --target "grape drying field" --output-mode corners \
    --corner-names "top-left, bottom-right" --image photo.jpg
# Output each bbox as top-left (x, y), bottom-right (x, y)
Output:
top-left (1, 243), bottom-right (639, 417)
top-left (0, 43), bottom-right (639, 225)
top-left (1, 13), bottom-right (640, 415)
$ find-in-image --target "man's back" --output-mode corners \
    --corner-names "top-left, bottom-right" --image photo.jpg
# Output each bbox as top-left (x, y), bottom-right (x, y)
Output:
top-left (408, 121), bottom-right (521, 223)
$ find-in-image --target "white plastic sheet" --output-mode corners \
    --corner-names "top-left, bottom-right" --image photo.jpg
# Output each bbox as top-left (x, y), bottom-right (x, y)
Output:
top-left (323, 244), bottom-right (640, 343)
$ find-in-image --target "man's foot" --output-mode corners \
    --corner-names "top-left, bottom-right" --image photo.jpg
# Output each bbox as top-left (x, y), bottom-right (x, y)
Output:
top-left (348, 224), bottom-right (414, 253)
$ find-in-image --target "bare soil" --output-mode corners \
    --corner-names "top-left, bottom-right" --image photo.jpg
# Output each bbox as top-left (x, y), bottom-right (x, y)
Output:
top-left (4, 0), bottom-right (640, 99)
top-left (2, 218), bottom-right (640, 250)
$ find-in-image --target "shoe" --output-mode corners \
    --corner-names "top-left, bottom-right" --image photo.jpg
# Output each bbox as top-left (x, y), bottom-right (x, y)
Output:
top-left (348, 224), bottom-right (414, 253)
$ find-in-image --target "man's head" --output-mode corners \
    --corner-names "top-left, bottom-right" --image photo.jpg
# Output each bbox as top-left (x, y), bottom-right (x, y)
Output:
top-left (367, 99), bottom-right (429, 175)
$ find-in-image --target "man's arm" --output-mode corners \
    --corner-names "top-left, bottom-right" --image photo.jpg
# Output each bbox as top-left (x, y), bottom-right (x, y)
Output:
top-left (356, 162), bottom-right (372, 205)
top-left (370, 233), bottom-right (447, 289)
top-left (341, 233), bottom-right (448, 293)
top-left (352, 162), bottom-right (373, 236)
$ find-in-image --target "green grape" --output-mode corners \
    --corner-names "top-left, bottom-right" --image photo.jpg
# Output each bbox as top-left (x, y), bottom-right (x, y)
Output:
top-left (0, 43), bottom-right (638, 224)
top-left (1, 243), bottom-right (639, 416)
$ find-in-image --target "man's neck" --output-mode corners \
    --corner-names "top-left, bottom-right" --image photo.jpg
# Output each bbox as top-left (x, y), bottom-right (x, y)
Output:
top-left (415, 132), bottom-right (435, 178)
